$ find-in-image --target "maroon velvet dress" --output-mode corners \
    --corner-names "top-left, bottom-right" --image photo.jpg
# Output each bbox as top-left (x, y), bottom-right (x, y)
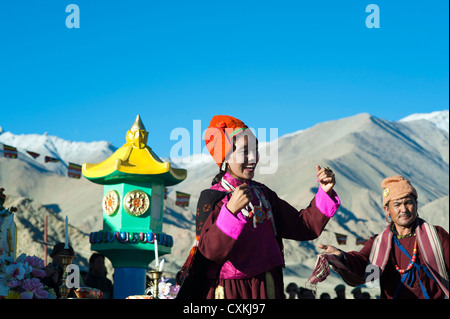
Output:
top-left (178, 173), bottom-right (340, 299)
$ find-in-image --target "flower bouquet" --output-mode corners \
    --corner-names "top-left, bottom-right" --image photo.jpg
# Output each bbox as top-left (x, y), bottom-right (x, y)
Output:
top-left (0, 253), bottom-right (56, 299)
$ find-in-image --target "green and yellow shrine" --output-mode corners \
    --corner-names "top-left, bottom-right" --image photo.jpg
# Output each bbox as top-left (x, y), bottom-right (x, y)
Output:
top-left (82, 115), bottom-right (187, 299)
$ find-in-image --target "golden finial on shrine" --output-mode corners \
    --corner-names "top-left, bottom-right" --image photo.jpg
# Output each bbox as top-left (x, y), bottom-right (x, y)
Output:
top-left (126, 114), bottom-right (148, 149)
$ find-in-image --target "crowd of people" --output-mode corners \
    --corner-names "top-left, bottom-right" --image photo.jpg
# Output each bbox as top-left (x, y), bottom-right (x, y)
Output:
top-left (285, 282), bottom-right (372, 299)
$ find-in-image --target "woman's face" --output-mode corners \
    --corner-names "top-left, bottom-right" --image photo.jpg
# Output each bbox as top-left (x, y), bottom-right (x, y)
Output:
top-left (227, 133), bottom-right (259, 182)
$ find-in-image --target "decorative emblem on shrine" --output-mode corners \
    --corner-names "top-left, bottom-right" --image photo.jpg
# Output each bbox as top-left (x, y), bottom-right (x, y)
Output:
top-left (103, 190), bottom-right (120, 216)
top-left (124, 190), bottom-right (150, 216)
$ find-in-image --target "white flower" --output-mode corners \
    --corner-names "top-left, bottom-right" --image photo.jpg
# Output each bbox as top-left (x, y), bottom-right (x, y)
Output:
top-left (6, 263), bottom-right (26, 280)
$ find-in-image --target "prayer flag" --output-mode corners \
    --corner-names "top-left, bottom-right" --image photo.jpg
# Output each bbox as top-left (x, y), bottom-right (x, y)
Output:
top-left (3, 145), bottom-right (18, 159)
top-left (176, 191), bottom-right (190, 208)
top-left (45, 156), bottom-right (60, 163)
top-left (335, 233), bottom-right (347, 245)
top-left (26, 151), bottom-right (40, 159)
top-left (68, 162), bottom-right (82, 179)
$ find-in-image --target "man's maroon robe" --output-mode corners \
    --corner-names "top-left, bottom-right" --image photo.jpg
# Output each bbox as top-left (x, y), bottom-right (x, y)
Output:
top-left (340, 224), bottom-right (449, 299)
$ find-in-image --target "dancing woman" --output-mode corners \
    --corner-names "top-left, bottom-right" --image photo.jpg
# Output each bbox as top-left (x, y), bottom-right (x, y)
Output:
top-left (178, 115), bottom-right (340, 299)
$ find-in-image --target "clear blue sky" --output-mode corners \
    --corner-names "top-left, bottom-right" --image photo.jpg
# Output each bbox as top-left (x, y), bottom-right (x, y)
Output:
top-left (0, 1), bottom-right (448, 158)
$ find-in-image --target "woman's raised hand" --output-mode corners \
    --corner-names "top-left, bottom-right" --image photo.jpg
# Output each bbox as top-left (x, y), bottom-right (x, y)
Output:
top-left (316, 165), bottom-right (336, 194)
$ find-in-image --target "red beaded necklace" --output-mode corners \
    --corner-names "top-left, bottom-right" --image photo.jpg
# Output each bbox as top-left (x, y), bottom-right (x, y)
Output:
top-left (392, 234), bottom-right (418, 274)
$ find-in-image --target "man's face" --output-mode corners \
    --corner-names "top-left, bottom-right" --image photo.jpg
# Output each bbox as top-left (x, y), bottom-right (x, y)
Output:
top-left (384, 195), bottom-right (418, 228)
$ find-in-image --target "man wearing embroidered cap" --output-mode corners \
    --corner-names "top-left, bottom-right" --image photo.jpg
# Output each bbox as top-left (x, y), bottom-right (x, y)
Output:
top-left (178, 115), bottom-right (340, 299)
top-left (316, 175), bottom-right (449, 299)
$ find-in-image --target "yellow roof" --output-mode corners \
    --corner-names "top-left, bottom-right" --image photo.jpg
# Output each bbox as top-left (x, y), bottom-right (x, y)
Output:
top-left (82, 115), bottom-right (187, 186)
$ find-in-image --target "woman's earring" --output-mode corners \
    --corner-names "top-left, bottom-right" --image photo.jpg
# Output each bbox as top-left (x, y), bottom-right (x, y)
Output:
top-left (221, 161), bottom-right (227, 172)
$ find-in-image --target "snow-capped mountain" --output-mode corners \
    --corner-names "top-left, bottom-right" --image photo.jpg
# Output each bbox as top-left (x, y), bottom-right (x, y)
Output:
top-left (1, 110), bottom-right (447, 178)
top-left (400, 110), bottom-right (449, 133)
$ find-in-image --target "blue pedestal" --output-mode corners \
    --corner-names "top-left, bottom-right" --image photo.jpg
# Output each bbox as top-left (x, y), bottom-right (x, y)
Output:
top-left (113, 267), bottom-right (147, 299)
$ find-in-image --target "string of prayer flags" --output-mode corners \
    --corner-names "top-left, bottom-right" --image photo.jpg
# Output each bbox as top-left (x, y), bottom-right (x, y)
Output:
top-left (3, 145), bottom-right (18, 159)
top-left (175, 191), bottom-right (190, 208)
top-left (335, 233), bottom-right (347, 245)
top-left (1, 142), bottom-right (85, 181)
top-left (68, 163), bottom-right (82, 179)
